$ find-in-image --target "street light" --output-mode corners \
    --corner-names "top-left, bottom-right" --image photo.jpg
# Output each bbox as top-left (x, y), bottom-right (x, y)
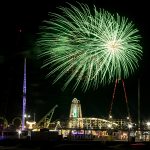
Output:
top-left (146, 122), bottom-right (150, 128)
top-left (146, 122), bottom-right (150, 141)
top-left (128, 123), bottom-right (133, 142)
top-left (127, 116), bottom-right (130, 120)
top-left (24, 114), bottom-right (31, 129)
top-left (107, 124), bottom-right (112, 129)
top-left (128, 124), bottom-right (132, 129)
top-left (109, 115), bottom-right (112, 119)
top-left (24, 114), bottom-right (31, 118)
top-left (17, 129), bottom-right (22, 139)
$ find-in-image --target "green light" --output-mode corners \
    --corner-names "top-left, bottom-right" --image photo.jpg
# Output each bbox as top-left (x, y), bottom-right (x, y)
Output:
top-left (37, 2), bottom-right (143, 91)
top-left (73, 106), bottom-right (78, 117)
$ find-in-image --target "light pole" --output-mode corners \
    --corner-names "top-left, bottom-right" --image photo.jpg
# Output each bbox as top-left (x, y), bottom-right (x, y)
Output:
top-left (146, 122), bottom-right (150, 141)
top-left (24, 114), bottom-right (31, 129)
top-left (128, 123), bottom-right (132, 142)
top-left (146, 122), bottom-right (150, 128)
top-left (34, 113), bottom-right (36, 122)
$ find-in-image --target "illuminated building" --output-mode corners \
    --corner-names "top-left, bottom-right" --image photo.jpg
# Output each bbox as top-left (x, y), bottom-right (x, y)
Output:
top-left (68, 98), bottom-right (83, 128)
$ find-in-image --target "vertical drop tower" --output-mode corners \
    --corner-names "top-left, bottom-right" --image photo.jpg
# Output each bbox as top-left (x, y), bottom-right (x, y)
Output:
top-left (22, 58), bottom-right (26, 130)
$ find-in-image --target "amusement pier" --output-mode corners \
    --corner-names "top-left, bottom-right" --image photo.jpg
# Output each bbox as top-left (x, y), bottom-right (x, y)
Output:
top-left (0, 59), bottom-right (150, 150)
top-left (0, 97), bottom-right (150, 143)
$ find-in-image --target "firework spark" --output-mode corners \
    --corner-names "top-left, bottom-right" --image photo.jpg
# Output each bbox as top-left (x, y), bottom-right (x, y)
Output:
top-left (37, 3), bottom-right (143, 91)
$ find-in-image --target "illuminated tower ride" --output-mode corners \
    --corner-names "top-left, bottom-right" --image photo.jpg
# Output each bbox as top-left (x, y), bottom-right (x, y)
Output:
top-left (22, 58), bottom-right (26, 130)
top-left (68, 98), bottom-right (83, 128)
top-left (109, 79), bottom-right (131, 123)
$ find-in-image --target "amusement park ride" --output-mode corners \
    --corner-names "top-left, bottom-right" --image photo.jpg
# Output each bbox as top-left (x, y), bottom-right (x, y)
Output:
top-left (35, 104), bottom-right (58, 129)
top-left (109, 79), bottom-right (131, 121)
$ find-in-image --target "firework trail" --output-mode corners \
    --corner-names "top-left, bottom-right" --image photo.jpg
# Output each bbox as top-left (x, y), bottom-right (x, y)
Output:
top-left (37, 2), bottom-right (142, 91)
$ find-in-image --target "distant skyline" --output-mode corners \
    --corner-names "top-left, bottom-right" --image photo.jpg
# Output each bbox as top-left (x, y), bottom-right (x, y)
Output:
top-left (0, 0), bottom-right (149, 124)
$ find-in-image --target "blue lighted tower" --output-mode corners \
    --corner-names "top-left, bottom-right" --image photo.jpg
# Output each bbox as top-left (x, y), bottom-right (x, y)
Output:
top-left (22, 58), bottom-right (26, 130)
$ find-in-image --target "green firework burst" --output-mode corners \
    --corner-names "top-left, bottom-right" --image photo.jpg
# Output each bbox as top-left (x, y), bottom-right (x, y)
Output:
top-left (36, 2), bottom-right (143, 91)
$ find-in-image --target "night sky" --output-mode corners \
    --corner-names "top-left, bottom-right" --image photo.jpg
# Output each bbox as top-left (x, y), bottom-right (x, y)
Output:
top-left (0, 0), bottom-right (149, 124)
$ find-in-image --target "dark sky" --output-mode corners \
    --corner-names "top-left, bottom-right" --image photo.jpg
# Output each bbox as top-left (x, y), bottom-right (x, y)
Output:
top-left (0, 0), bottom-right (149, 124)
